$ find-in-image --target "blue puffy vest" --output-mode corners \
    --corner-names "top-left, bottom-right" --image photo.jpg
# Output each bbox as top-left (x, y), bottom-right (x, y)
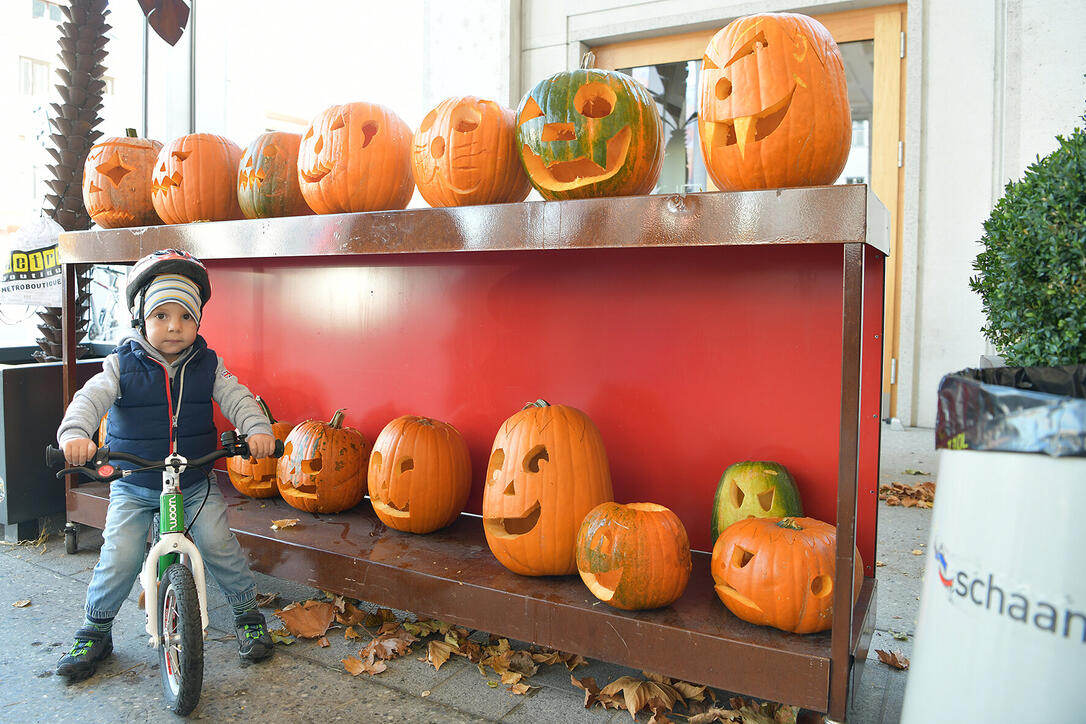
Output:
top-left (105, 336), bottom-right (218, 490)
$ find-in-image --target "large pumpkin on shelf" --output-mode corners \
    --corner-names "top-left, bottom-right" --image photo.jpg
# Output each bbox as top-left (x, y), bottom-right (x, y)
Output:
top-left (710, 516), bottom-right (862, 634)
top-left (412, 96), bottom-right (531, 208)
top-left (237, 131), bottom-right (312, 219)
top-left (297, 101), bottom-right (415, 214)
top-left (82, 130), bottom-right (162, 228)
top-left (576, 502), bottom-right (691, 610)
top-left (698, 13), bottom-right (851, 190)
top-left (151, 133), bottom-right (244, 223)
top-left (277, 409), bottom-right (370, 514)
top-left (710, 460), bottom-right (804, 542)
top-left (226, 397), bottom-right (294, 499)
top-left (483, 400), bottom-right (614, 576)
top-left (367, 415), bottom-right (471, 533)
top-left (515, 56), bottom-right (664, 200)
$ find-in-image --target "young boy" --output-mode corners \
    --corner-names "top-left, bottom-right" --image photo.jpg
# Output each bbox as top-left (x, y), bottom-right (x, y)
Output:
top-left (56, 249), bottom-right (277, 681)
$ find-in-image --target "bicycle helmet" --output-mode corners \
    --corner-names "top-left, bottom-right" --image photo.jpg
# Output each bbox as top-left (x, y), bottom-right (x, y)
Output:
top-left (127, 249), bottom-right (211, 330)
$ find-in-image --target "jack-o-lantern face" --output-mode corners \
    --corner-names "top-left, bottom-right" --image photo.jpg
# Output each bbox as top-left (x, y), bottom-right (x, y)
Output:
top-left (483, 400), bottom-right (613, 576)
top-left (367, 415), bottom-right (471, 533)
top-left (710, 516), bottom-right (862, 634)
top-left (237, 131), bottom-right (313, 219)
top-left (151, 133), bottom-right (244, 224)
top-left (277, 409), bottom-right (370, 514)
top-left (297, 102), bottom-right (415, 214)
top-left (576, 502), bottom-right (691, 611)
top-left (515, 62), bottom-right (664, 201)
top-left (82, 133), bottom-right (163, 228)
top-left (698, 13), bottom-right (851, 191)
top-left (411, 96), bottom-right (531, 208)
top-left (710, 461), bottom-right (804, 542)
top-left (227, 397), bottom-right (294, 499)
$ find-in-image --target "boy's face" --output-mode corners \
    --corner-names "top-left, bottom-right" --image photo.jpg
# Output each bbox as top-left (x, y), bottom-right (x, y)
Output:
top-left (144, 301), bottom-right (198, 362)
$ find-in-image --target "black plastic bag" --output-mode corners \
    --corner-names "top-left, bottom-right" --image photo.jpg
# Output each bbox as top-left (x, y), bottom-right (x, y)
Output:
top-left (935, 365), bottom-right (1086, 456)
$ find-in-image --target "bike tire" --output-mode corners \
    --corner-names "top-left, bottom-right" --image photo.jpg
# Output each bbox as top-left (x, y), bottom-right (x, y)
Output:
top-left (157, 563), bottom-right (204, 715)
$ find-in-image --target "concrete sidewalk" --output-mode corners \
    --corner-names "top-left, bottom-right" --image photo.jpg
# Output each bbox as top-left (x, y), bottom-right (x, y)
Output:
top-left (0, 424), bottom-right (936, 723)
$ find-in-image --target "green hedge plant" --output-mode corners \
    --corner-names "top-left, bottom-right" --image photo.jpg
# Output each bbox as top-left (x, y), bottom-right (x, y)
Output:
top-left (970, 114), bottom-right (1086, 366)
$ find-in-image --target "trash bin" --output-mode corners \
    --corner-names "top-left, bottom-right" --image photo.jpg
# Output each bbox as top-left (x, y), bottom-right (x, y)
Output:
top-left (902, 365), bottom-right (1086, 723)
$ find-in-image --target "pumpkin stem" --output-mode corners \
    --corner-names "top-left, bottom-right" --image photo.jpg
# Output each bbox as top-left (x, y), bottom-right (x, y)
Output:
top-left (580, 51), bottom-right (596, 70)
top-left (776, 517), bottom-right (804, 530)
top-left (255, 395), bottom-right (276, 424)
top-left (328, 408), bottom-right (346, 428)
top-left (125, 128), bottom-right (138, 137)
top-left (522, 399), bottom-right (550, 410)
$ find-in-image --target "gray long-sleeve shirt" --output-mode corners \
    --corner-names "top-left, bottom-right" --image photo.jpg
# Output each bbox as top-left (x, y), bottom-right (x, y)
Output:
top-left (57, 332), bottom-right (273, 447)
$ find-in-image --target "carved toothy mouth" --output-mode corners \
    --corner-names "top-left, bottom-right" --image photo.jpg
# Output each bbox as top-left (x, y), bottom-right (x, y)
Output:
top-left (483, 500), bottom-right (541, 539)
top-left (707, 85), bottom-right (796, 156)
top-left (519, 126), bottom-right (631, 192)
top-left (88, 208), bottom-right (137, 226)
top-left (299, 163), bottom-right (331, 184)
top-left (372, 497), bottom-right (410, 519)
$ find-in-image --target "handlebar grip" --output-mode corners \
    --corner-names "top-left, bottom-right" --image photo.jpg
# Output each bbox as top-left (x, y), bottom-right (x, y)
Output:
top-left (45, 445), bottom-right (66, 468)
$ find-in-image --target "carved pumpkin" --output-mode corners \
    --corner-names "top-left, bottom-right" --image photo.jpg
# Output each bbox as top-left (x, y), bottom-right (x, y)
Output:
top-left (698, 13), bottom-right (851, 191)
top-left (226, 397), bottom-right (295, 499)
top-left (576, 502), bottom-right (691, 610)
top-left (483, 400), bottom-right (614, 576)
top-left (710, 516), bottom-right (862, 634)
top-left (367, 415), bottom-right (471, 533)
top-left (82, 129), bottom-right (162, 228)
top-left (515, 55), bottom-right (664, 200)
top-left (710, 461), bottom-right (804, 542)
top-left (298, 102), bottom-right (415, 214)
top-left (277, 409), bottom-right (370, 514)
top-left (412, 96), bottom-right (531, 208)
top-left (151, 133), bottom-right (244, 224)
top-left (237, 132), bottom-right (312, 219)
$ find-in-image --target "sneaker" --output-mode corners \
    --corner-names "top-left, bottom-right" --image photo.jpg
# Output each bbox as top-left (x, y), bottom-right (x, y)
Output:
top-left (56, 627), bottom-right (113, 681)
top-left (235, 611), bottom-right (273, 663)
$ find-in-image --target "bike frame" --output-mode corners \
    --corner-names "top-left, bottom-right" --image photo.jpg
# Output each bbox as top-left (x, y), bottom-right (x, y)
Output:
top-left (139, 453), bottom-right (210, 648)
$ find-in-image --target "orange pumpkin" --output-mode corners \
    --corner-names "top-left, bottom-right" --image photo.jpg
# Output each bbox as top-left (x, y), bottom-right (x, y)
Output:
top-left (237, 132), bottom-right (312, 219)
top-left (412, 96), bottom-right (531, 207)
top-left (277, 409), bottom-right (370, 514)
top-left (483, 400), bottom-right (614, 576)
top-left (710, 516), bottom-right (862, 634)
top-left (576, 502), bottom-right (691, 610)
top-left (151, 133), bottom-right (244, 223)
top-left (226, 397), bottom-right (295, 499)
top-left (367, 415), bottom-right (471, 533)
top-left (298, 102), bottom-right (415, 214)
top-left (82, 129), bottom-right (162, 228)
top-left (698, 13), bottom-right (851, 190)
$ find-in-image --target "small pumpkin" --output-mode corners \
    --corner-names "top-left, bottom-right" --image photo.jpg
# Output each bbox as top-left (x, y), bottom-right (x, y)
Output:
top-left (298, 101), bottom-right (415, 214)
top-left (483, 400), bottom-right (614, 576)
top-left (367, 415), bottom-right (471, 533)
top-left (412, 96), bottom-right (531, 207)
top-left (710, 461), bottom-right (803, 542)
top-left (277, 408), bottom-right (370, 514)
top-left (710, 516), bottom-right (862, 634)
top-left (698, 13), bottom-right (851, 190)
top-left (227, 397), bottom-right (295, 499)
top-left (576, 502), bottom-right (691, 610)
top-left (82, 129), bottom-right (162, 228)
top-left (237, 131), bottom-right (312, 219)
top-left (151, 133), bottom-right (244, 223)
top-left (515, 54), bottom-right (664, 200)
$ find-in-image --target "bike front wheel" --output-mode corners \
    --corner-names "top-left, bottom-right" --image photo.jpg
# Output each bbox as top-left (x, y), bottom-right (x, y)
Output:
top-left (158, 563), bottom-right (204, 715)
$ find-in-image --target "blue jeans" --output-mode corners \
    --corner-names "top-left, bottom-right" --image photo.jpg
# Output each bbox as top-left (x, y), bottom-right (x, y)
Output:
top-left (85, 474), bottom-right (257, 621)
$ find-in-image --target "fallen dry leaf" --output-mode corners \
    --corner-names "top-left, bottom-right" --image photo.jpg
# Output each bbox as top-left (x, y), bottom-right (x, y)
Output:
top-left (427, 640), bottom-right (457, 671)
top-left (12, 599), bottom-right (31, 608)
top-left (507, 681), bottom-right (533, 695)
top-left (876, 649), bottom-right (910, 669)
top-left (879, 481), bottom-right (935, 508)
top-left (270, 518), bottom-right (299, 530)
top-left (911, 549), bottom-right (923, 556)
top-left (275, 600), bottom-right (335, 638)
top-left (403, 618), bottom-right (451, 637)
top-left (362, 608), bottom-right (398, 628)
top-left (600, 674), bottom-right (683, 720)
top-left (318, 636), bottom-right (330, 648)
top-left (362, 624), bottom-right (417, 661)
top-left (345, 626), bottom-right (361, 640)
top-left (255, 591), bottom-right (281, 608)
top-left (335, 601), bottom-right (366, 627)
top-left (342, 652), bottom-right (386, 676)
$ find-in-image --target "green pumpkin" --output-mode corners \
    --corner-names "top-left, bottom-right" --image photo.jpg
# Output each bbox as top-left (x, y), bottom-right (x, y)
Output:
top-left (515, 60), bottom-right (664, 201)
top-left (710, 461), bottom-right (804, 542)
top-left (237, 131), bottom-right (312, 219)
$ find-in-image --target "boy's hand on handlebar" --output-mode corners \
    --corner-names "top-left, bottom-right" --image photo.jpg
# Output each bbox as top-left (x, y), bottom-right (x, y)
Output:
top-left (64, 438), bottom-right (97, 467)
top-left (247, 433), bottom-right (276, 459)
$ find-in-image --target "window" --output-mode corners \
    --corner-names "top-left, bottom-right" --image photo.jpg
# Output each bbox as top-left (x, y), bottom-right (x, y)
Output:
top-left (32, 0), bottom-right (64, 22)
top-left (19, 57), bottom-right (51, 97)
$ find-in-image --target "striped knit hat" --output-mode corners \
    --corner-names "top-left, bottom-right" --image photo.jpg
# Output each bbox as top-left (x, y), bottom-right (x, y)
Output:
top-left (141, 273), bottom-right (202, 324)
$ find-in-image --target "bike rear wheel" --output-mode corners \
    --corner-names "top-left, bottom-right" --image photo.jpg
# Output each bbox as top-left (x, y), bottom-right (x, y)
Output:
top-left (158, 563), bottom-right (204, 715)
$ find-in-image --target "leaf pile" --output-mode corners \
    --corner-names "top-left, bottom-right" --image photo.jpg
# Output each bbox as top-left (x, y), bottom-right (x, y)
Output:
top-left (879, 481), bottom-right (935, 508)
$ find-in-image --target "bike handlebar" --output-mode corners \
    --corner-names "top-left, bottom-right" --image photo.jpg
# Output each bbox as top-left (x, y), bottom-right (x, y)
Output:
top-left (46, 432), bottom-right (284, 483)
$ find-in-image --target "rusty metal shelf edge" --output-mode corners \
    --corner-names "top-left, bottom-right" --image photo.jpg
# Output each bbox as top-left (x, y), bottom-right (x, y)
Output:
top-left (57, 186), bottom-right (882, 264)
